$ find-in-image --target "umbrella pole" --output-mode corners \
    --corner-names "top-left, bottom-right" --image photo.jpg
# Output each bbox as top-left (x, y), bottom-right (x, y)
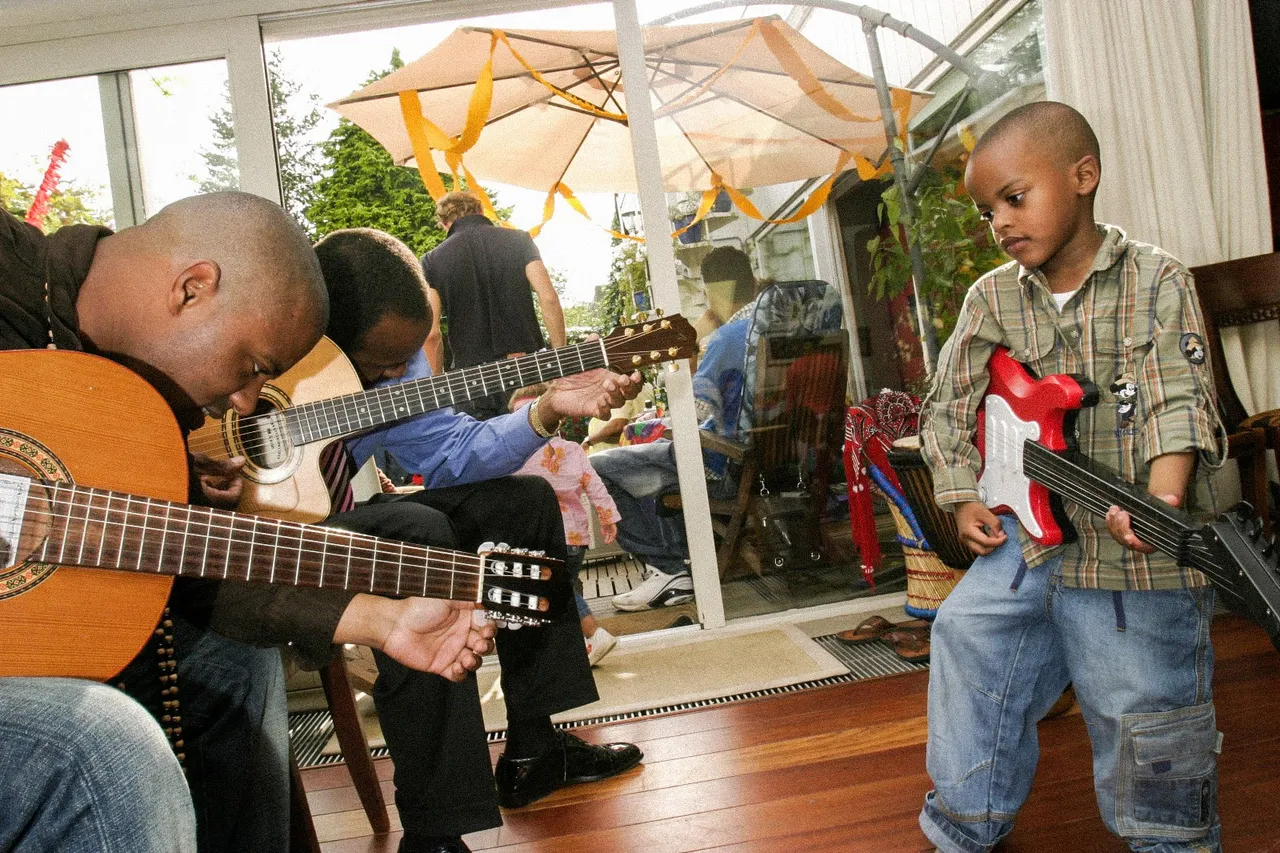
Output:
top-left (861, 16), bottom-right (938, 376)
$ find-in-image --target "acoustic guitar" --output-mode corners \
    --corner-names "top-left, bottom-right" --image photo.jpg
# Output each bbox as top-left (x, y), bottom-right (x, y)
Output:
top-left (978, 346), bottom-right (1280, 651)
top-left (188, 316), bottom-right (697, 523)
top-left (0, 350), bottom-right (563, 681)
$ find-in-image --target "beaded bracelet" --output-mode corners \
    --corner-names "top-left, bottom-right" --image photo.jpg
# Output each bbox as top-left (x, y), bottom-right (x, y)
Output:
top-left (528, 395), bottom-right (563, 438)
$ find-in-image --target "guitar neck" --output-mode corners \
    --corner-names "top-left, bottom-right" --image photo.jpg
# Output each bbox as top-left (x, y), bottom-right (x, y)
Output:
top-left (285, 341), bottom-right (610, 445)
top-left (1021, 441), bottom-right (1200, 565)
top-left (22, 478), bottom-right (482, 602)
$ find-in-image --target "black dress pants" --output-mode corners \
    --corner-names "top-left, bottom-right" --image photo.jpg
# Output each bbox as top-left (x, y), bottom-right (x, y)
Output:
top-left (330, 476), bottom-right (597, 837)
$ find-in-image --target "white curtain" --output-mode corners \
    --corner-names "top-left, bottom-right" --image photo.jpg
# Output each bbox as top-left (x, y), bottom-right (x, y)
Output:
top-left (1042, 0), bottom-right (1277, 415)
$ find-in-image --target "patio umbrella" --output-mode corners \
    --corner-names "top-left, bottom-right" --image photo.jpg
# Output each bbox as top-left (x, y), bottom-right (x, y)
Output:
top-left (329, 16), bottom-right (930, 216)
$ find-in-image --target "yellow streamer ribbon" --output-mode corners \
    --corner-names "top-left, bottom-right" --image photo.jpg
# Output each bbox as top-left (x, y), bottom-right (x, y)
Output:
top-left (757, 18), bottom-right (882, 124)
top-left (653, 21), bottom-right (760, 119)
top-left (492, 30), bottom-right (628, 124)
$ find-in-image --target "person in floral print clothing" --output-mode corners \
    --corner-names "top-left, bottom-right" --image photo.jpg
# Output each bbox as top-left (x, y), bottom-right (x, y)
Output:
top-left (511, 384), bottom-right (623, 665)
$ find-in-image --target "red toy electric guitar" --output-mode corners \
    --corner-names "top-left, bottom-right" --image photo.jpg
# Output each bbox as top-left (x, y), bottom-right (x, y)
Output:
top-left (978, 347), bottom-right (1280, 650)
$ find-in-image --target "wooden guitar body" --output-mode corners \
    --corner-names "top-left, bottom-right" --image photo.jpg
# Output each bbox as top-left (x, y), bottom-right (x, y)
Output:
top-left (187, 336), bottom-right (359, 523)
top-left (0, 350), bottom-right (181, 680)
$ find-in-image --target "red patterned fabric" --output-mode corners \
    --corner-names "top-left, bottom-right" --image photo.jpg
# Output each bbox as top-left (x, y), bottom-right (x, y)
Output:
top-left (842, 390), bottom-right (921, 586)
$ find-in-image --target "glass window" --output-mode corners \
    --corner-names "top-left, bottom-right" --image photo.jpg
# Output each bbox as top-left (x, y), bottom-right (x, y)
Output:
top-left (129, 59), bottom-right (237, 216)
top-left (0, 75), bottom-right (114, 231)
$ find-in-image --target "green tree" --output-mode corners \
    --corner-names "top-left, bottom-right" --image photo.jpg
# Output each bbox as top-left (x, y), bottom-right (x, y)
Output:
top-left (0, 169), bottom-right (111, 232)
top-left (867, 165), bottom-right (1006, 346)
top-left (304, 50), bottom-right (450, 255)
top-left (199, 49), bottom-right (324, 232)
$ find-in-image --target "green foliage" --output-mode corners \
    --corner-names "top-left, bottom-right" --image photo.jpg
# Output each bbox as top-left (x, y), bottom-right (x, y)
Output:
top-left (867, 166), bottom-right (1006, 346)
top-left (0, 169), bottom-right (111, 231)
top-left (304, 52), bottom-right (448, 256)
top-left (601, 240), bottom-right (647, 329)
top-left (200, 50), bottom-right (326, 234)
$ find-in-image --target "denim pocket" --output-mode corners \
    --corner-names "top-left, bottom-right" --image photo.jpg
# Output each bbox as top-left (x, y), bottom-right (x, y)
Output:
top-left (1117, 702), bottom-right (1221, 839)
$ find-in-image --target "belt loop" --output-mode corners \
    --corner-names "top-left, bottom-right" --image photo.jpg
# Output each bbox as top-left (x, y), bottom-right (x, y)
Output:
top-left (1112, 591), bottom-right (1127, 631)
top-left (1010, 558), bottom-right (1029, 592)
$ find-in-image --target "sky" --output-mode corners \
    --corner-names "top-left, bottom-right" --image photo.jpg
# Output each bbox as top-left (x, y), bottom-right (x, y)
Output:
top-left (0, 2), bottom-right (790, 305)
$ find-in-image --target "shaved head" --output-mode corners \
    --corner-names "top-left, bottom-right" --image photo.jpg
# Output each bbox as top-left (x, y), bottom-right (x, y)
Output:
top-left (972, 101), bottom-right (1100, 174)
top-left (140, 191), bottom-right (328, 329)
top-left (78, 191), bottom-right (330, 427)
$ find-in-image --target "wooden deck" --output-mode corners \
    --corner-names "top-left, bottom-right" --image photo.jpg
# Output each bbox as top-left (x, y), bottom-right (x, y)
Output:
top-left (303, 614), bottom-right (1280, 852)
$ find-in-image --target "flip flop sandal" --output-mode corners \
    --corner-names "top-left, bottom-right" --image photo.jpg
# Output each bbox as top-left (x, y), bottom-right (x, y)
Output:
top-left (836, 615), bottom-right (930, 645)
top-left (890, 631), bottom-right (931, 664)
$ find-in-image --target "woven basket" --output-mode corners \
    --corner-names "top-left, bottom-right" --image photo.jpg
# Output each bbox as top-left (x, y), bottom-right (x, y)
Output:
top-left (886, 501), bottom-right (961, 619)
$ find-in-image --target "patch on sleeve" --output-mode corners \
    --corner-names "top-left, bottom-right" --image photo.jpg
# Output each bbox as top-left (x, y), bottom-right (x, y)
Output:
top-left (1180, 332), bottom-right (1206, 365)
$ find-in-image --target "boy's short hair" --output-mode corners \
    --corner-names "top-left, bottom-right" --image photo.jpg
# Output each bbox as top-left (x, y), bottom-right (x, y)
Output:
top-left (700, 246), bottom-right (757, 307)
top-left (973, 100), bottom-right (1101, 172)
top-left (436, 191), bottom-right (484, 225)
top-left (313, 228), bottom-right (430, 352)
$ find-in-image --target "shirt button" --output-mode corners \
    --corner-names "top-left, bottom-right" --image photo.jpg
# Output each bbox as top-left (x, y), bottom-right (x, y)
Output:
top-left (1122, 336), bottom-right (1133, 347)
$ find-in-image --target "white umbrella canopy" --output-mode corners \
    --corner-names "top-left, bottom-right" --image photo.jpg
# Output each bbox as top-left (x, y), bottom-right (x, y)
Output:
top-left (329, 16), bottom-right (931, 195)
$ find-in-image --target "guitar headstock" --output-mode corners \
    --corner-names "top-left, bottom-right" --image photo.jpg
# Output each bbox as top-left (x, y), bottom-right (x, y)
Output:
top-left (479, 544), bottom-right (569, 628)
top-left (1203, 503), bottom-right (1280, 652)
top-left (602, 311), bottom-right (697, 373)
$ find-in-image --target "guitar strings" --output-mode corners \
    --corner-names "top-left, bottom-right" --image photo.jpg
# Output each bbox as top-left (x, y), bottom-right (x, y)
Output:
top-left (186, 327), bottom-right (677, 458)
top-left (12, 481), bottom-right (553, 599)
top-left (1021, 455), bottom-right (1214, 563)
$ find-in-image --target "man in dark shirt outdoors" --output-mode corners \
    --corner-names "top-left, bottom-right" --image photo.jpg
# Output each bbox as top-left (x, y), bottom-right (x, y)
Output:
top-left (421, 191), bottom-right (565, 419)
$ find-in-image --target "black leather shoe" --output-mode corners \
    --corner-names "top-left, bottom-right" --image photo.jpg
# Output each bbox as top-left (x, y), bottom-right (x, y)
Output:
top-left (398, 835), bottom-right (470, 853)
top-left (495, 730), bottom-right (643, 808)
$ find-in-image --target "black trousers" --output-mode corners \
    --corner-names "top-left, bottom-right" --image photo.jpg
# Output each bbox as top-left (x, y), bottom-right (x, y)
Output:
top-left (330, 476), bottom-right (598, 837)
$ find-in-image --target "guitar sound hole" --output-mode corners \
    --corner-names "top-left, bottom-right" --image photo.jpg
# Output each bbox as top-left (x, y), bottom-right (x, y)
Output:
top-left (241, 405), bottom-right (293, 470)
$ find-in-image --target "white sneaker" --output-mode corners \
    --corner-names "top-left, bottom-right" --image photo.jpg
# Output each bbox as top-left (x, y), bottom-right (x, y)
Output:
top-left (612, 567), bottom-right (694, 611)
top-left (585, 627), bottom-right (617, 666)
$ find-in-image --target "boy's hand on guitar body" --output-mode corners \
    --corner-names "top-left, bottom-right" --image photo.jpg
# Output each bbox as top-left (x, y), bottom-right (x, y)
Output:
top-left (336, 595), bottom-right (496, 682)
top-left (955, 501), bottom-right (1008, 556)
top-left (191, 452), bottom-right (245, 509)
top-left (1106, 494), bottom-right (1179, 554)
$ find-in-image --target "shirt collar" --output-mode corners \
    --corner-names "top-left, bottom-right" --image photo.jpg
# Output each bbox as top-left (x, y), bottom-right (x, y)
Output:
top-left (447, 214), bottom-right (493, 236)
top-left (1017, 223), bottom-right (1127, 295)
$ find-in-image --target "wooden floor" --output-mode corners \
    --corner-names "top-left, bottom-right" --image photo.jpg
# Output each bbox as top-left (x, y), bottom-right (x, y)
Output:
top-left (302, 614), bottom-right (1280, 852)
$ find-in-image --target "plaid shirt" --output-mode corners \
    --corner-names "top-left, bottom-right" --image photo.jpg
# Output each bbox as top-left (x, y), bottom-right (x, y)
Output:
top-left (921, 225), bottom-right (1227, 590)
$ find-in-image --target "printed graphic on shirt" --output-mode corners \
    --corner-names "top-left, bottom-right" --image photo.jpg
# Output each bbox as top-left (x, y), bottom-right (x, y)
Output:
top-left (1180, 332), bottom-right (1206, 365)
top-left (1110, 374), bottom-right (1138, 429)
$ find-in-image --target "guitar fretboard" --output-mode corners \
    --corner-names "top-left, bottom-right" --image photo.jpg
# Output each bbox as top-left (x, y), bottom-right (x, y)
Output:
top-left (20, 479), bottom-right (483, 602)
top-left (285, 340), bottom-right (610, 445)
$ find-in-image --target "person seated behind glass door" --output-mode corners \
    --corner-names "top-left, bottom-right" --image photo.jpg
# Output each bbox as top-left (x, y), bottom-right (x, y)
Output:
top-left (592, 246), bottom-right (760, 611)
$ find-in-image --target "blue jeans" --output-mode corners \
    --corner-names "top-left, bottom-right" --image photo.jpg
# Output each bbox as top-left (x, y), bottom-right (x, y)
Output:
top-left (591, 441), bottom-right (689, 575)
top-left (921, 515), bottom-right (1221, 853)
top-left (117, 613), bottom-right (290, 853)
top-left (0, 677), bottom-right (196, 853)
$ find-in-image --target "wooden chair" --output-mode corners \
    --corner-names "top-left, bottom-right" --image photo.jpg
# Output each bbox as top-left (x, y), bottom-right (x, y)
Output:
top-left (693, 281), bottom-right (848, 576)
top-left (1189, 253), bottom-right (1280, 533)
top-left (288, 653), bottom-right (390, 853)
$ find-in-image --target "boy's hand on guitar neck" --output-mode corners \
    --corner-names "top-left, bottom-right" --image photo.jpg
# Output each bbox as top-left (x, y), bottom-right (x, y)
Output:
top-left (1106, 494), bottom-right (1179, 555)
top-left (1107, 452), bottom-right (1193, 554)
top-left (955, 501), bottom-right (1008, 556)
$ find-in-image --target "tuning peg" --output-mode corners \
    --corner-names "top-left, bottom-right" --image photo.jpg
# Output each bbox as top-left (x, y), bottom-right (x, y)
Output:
top-left (660, 319), bottom-right (671, 329)
top-left (618, 315), bottom-right (627, 326)
top-left (632, 355), bottom-right (643, 365)
top-left (668, 347), bottom-right (680, 356)
top-left (643, 323), bottom-right (654, 333)
top-left (668, 363), bottom-right (680, 372)
top-left (624, 327), bottom-right (636, 337)
top-left (650, 350), bottom-right (661, 361)
top-left (636, 311), bottom-right (649, 322)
